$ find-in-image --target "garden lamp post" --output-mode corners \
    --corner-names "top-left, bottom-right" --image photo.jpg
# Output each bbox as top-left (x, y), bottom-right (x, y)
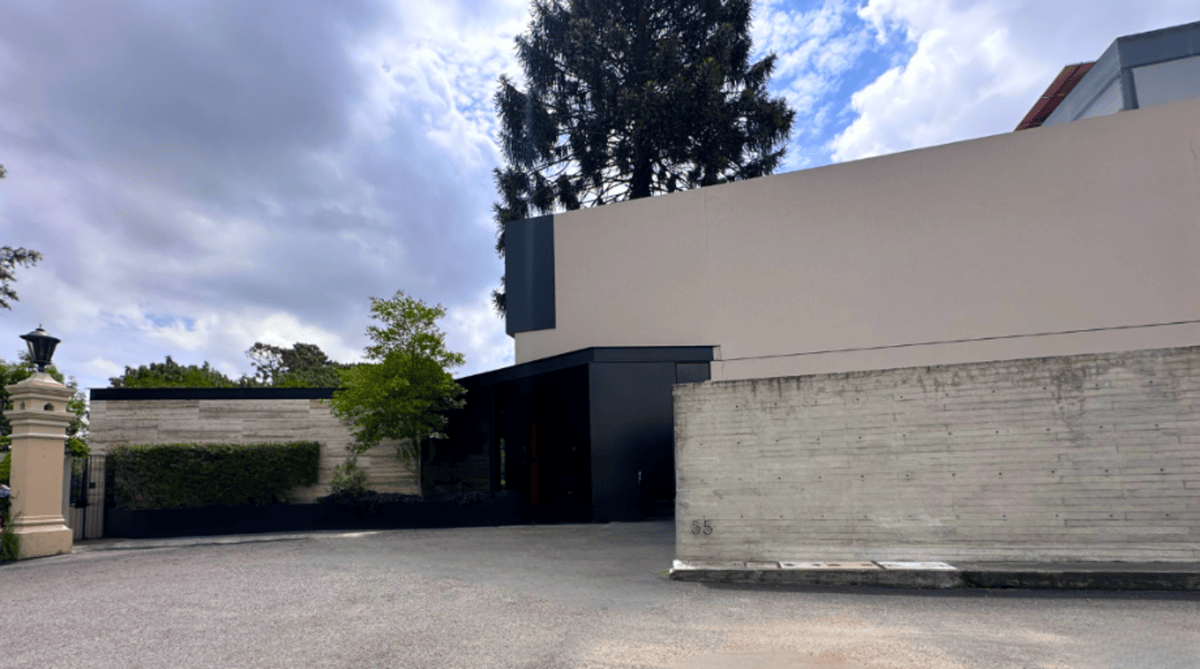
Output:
top-left (6, 326), bottom-right (74, 559)
top-left (20, 325), bottom-right (60, 373)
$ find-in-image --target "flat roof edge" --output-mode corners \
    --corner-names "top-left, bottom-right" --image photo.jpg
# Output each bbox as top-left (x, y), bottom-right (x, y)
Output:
top-left (90, 387), bottom-right (338, 401)
top-left (458, 346), bottom-right (716, 386)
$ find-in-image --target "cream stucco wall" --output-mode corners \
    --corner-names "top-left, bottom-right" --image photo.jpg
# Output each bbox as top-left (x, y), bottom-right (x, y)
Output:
top-left (515, 96), bottom-right (1200, 380)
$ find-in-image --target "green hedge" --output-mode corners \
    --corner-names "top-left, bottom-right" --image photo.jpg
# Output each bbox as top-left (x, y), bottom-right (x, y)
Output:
top-left (0, 497), bottom-right (12, 561)
top-left (108, 442), bottom-right (321, 510)
top-left (0, 470), bottom-right (12, 561)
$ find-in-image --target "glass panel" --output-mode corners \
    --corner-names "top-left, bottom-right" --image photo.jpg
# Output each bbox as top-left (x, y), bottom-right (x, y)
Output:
top-left (1132, 55), bottom-right (1200, 108)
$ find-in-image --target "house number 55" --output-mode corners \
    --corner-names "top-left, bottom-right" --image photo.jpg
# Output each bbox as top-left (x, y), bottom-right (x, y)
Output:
top-left (691, 519), bottom-right (713, 535)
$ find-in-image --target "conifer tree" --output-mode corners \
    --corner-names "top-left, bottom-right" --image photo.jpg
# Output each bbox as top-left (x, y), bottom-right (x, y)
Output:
top-left (491, 0), bottom-right (795, 312)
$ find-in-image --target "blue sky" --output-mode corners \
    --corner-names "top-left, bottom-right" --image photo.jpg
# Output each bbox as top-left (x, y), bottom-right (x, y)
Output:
top-left (0, 0), bottom-right (1195, 392)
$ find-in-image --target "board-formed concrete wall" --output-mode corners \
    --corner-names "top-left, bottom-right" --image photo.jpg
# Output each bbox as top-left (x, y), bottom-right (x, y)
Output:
top-left (89, 398), bottom-right (417, 502)
top-left (675, 345), bottom-right (1200, 563)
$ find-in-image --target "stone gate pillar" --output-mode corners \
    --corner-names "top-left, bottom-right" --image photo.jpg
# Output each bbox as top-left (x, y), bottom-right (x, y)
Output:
top-left (6, 372), bottom-right (75, 559)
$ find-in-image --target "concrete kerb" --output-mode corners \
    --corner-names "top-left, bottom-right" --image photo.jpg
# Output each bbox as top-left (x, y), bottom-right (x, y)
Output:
top-left (668, 560), bottom-right (1200, 591)
top-left (70, 529), bottom-right (384, 554)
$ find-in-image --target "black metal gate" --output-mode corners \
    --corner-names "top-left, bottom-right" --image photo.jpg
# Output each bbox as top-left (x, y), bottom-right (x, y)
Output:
top-left (68, 455), bottom-right (106, 540)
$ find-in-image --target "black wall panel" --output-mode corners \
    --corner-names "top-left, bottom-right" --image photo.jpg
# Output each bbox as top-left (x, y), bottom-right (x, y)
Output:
top-left (588, 362), bottom-right (677, 521)
top-left (505, 214), bottom-right (556, 334)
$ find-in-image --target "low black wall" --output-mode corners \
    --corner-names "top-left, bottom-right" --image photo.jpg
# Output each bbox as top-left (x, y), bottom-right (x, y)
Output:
top-left (103, 497), bottom-right (535, 539)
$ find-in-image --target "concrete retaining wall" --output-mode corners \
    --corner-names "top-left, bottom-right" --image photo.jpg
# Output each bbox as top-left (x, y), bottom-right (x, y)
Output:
top-left (89, 398), bottom-right (417, 502)
top-left (674, 345), bottom-right (1200, 562)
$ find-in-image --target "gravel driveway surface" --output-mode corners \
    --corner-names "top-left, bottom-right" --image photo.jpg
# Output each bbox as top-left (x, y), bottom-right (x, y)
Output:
top-left (3, 521), bottom-right (1199, 668)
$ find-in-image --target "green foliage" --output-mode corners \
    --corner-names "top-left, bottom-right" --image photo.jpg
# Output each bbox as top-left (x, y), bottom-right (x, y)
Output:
top-left (0, 471), bottom-right (13, 561)
top-left (112, 343), bottom-right (345, 389)
top-left (0, 354), bottom-right (88, 457)
top-left (246, 342), bottom-right (345, 388)
top-left (109, 356), bottom-right (239, 389)
top-left (107, 441), bottom-right (320, 510)
top-left (330, 455), bottom-right (369, 497)
top-left (0, 451), bottom-right (8, 485)
top-left (490, 0), bottom-right (795, 312)
top-left (0, 246), bottom-right (41, 311)
top-left (328, 291), bottom-right (466, 487)
top-left (0, 514), bottom-right (16, 562)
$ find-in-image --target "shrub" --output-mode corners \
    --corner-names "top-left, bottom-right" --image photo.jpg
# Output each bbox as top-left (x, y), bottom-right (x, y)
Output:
top-left (331, 457), bottom-right (368, 497)
top-left (0, 529), bottom-right (16, 562)
top-left (0, 490), bottom-right (14, 562)
top-left (108, 441), bottom-right (320, 510)
top-left (0, 451), bottom-right (9, 485)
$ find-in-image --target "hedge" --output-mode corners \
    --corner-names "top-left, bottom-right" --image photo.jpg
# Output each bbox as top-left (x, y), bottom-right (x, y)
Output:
top-left (107, 442), bottom-right (320, 510)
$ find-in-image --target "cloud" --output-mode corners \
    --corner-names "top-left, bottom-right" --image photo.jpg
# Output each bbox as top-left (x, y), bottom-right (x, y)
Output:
top-left (0, 0), bottom-right (526, 390)
top-left (81, 357), bottom-right (125, 382)
top-left (446, 288), bottom-right (515, 375)
top-left (830, 0), bottom-right (1200, 162)
top-left (750, 0), bottom-right (907, 170)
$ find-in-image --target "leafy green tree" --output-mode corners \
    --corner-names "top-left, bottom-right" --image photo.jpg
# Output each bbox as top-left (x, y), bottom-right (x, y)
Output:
top-left (327, 291), bottom-right (466, 495)
top-left (246, 342), bottom-right (345, 388)
top-left (0, 247), bottom-right (42, 312)
top-left (109, 356), bottom-right (238, 389)
top-left (490, 0), bottom-right (795, 312)
top-left (0, 164), bottom-right (43, 312)
top-left (1, 353), bottom-right (88, 459)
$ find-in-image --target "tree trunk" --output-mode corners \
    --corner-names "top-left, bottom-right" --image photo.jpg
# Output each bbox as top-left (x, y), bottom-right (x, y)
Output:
top-left (629, 3), bottom-right (653, 200)
top-left (416, 437), bottom-right (426, 497)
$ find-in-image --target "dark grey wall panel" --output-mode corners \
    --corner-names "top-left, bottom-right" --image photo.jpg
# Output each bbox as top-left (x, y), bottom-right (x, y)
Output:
top-left (1117, 20), bottom-right (1200, 68)
top-left (676, 362), bottom-right (711, 384)
top-left (455, 345), bottom-right (713, 386)
top-left (505, 214), bottom-right (556, 335)
top-left (588, 362), bottom-right (677, 521)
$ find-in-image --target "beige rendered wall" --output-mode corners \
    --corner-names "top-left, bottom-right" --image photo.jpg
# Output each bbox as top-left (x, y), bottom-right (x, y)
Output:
top-left (674, 345), bottom-right (1200, 563)
top-left (89, 398), bottom-right (417, 502)
top-left (516, 96), bottom-right (1200, 380)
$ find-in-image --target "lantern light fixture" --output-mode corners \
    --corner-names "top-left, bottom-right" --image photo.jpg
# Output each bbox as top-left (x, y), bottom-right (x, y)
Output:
top-left (20, 325), bottom-right (60, 373)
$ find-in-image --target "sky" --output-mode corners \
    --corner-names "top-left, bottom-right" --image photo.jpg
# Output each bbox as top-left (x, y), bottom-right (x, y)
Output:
top-left (0, 0), bottom-right (1195, 393)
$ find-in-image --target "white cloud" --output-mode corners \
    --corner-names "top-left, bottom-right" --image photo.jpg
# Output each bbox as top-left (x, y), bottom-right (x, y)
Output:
top-left (751, 0), bottom-right (893, 170)
top-left (446, 288), bottom-right (513, 377)
top-left (80, 357), bottom-right (124, 381)
top-left (0, 0), bottom-right (525, 392)
top-left (350, 0), bottom-right (527, 173)
top-left (831, 0), bottom-right (1200, 162)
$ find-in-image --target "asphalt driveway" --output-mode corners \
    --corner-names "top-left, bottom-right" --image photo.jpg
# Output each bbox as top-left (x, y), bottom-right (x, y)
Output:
top-left (2, 521), bottom-right (1199, 668)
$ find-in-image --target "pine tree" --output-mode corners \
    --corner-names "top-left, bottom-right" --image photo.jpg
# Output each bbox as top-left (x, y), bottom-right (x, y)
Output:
top-left (491, 0), bottom-right (795, 312)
